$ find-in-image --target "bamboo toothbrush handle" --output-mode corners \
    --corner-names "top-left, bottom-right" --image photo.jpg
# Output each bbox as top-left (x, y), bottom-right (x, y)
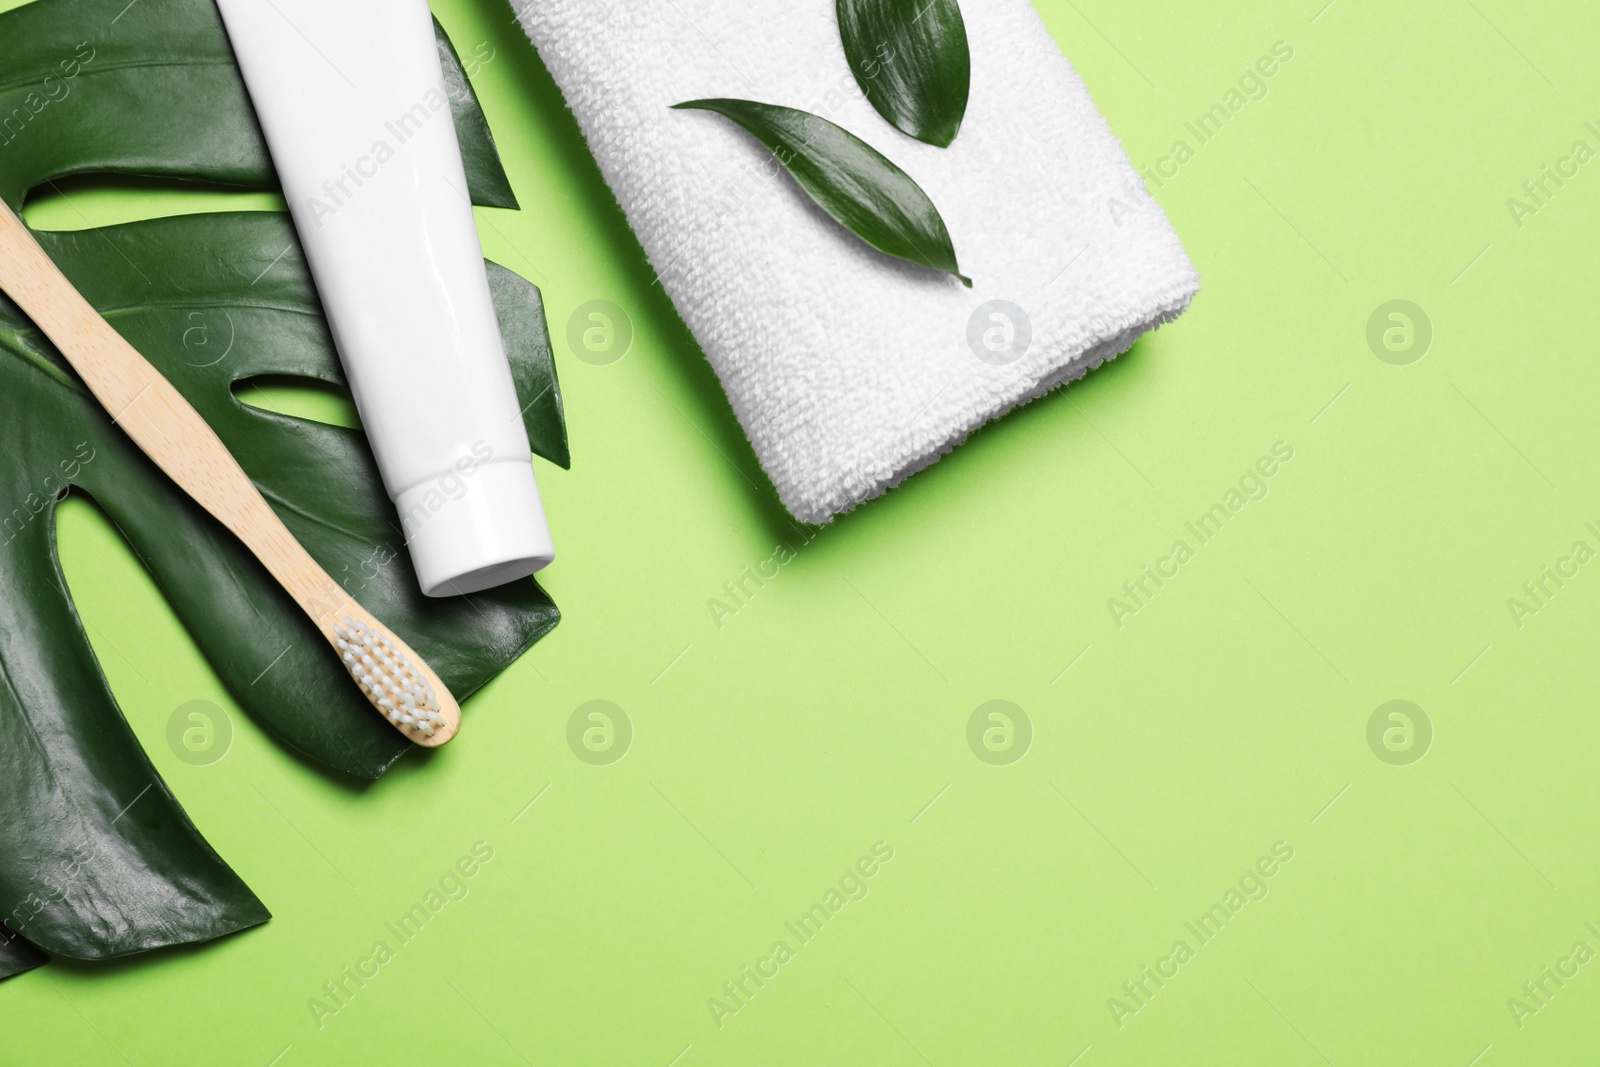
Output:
top-left (0, 204), bottom-right (310, 592)
top-left (0, 201), bottom-right (459, 746)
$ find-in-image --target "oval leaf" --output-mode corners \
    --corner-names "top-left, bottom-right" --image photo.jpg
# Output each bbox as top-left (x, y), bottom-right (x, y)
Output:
top-left (838, 0), bottom-right (971, 147)
top-left (674, 98), bottom-right (970, 286)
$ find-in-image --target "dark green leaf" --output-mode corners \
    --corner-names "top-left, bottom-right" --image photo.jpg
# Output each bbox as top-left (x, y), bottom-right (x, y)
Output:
top-left (0, 926), bottom-right (47, 981)
top-left (494, 260), bottom-right (569, 469)
top-left (0, 422), bottom-right (273, 958)
top-left (673, 98), bottom-right (970, 286)
top-left (0, 223), bottom-right (566, 961)
top-left (837, 0), bottom-right (970, 147)
top-left (435, 22), bottom-right (520, 211)
top-left (0, 0), bottom-right (516, 211)
top-left (0, 214), bottom-right (566, 959)
top-left (0, 0), bottom-right (565, 962)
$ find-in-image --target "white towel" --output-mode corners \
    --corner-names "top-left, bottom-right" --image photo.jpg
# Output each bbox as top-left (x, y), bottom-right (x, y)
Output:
top-left (515, 0), bottom-right (1199, 523)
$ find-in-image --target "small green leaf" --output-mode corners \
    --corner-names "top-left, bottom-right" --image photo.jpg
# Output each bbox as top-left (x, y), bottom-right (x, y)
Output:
top-left (673, 98), bottom-right (970, 286)
top-left (838, 0), bottom-right (971, 148)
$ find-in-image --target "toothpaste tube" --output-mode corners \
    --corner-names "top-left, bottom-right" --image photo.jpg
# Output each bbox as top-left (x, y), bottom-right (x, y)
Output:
top-left (215, 0), bottom-right (554, 596)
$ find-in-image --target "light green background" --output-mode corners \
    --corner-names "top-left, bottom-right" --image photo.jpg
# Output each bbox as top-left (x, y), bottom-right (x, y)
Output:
top-left (3, 0), bottom-right (1598, 1063)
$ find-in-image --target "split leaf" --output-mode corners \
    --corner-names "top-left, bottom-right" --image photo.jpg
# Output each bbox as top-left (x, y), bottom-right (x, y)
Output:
top-left (0, 928), bottom-right (46, 982)
top-left (0, 0), bottom-right (517, 211)
top-left (0, 0), bottom-right (564, 964)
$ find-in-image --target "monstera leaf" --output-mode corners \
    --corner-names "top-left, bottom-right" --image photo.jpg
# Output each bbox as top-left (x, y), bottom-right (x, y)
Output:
top-left (0, 0), bottom-right (566, 969)
top-left (0, 927), bottom-right (45, 982)
top-left (0, 0), bottom-right (518, 211)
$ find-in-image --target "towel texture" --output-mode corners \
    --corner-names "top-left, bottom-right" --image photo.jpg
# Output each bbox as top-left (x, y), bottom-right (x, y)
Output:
top-left (515, 0), bottom-right (1199, 523)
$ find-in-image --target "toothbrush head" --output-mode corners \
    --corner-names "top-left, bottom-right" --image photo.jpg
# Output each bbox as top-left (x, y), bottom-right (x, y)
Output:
top-left (333, 615), bottom-right (459, 746)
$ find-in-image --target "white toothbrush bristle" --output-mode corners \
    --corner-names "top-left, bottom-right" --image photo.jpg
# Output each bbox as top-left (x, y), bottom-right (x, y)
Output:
top-left (336, 615), bottom-right (446, 736)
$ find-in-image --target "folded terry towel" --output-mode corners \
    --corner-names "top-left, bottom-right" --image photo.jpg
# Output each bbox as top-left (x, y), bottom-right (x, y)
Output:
top-left (515, 0), bottom-right (1199, 523)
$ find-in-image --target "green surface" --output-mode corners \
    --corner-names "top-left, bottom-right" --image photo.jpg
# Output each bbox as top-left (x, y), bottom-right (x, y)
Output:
top-left (1, 0), bottom-right (1597, 1062)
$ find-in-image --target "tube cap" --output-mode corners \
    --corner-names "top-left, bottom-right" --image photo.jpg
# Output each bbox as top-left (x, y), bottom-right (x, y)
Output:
top-left (395, 460), bottom-right (554, 597)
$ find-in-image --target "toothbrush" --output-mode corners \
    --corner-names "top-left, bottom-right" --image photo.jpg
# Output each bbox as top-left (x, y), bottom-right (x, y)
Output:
top-left (0, 200), bottom-right (460, 747)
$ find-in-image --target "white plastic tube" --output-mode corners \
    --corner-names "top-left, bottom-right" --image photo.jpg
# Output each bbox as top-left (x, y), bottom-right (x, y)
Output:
top-left (214, 0), bottom-right (553, 596)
